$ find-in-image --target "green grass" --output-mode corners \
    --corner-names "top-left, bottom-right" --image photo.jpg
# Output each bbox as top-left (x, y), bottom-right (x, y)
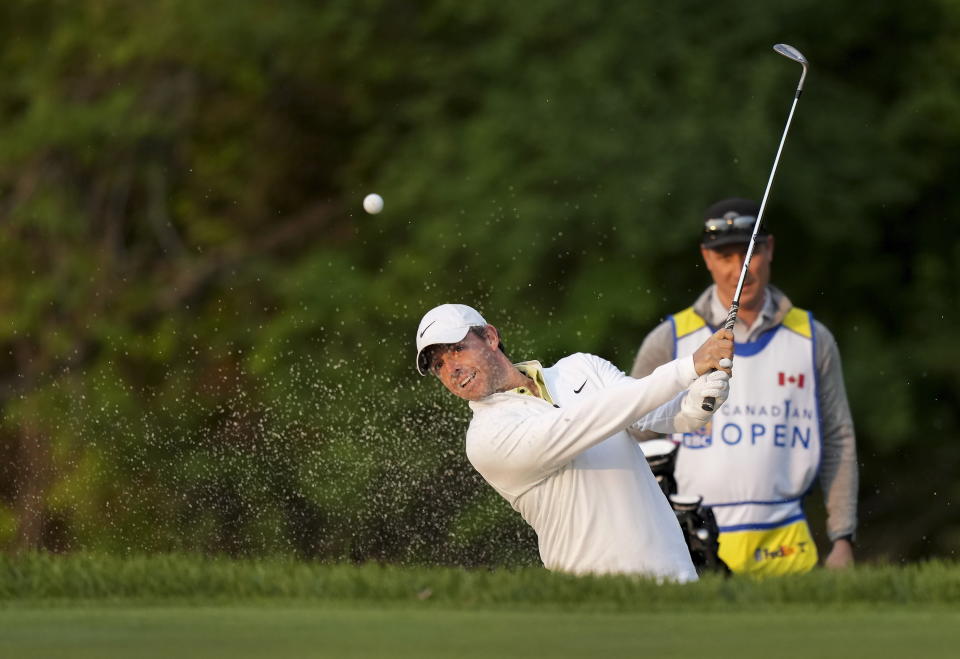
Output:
top-left (1, 553), bottom-right (959, 609)
top-left (2, 605), bottom-right (959, 659)
top-left (1, 555), bottom-right (959, 658)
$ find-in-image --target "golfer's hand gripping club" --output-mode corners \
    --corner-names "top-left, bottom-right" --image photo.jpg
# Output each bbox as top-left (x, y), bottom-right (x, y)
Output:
top-left (679, 370), bottom-right (731, 431)
top-left (702, 305), bottom-right (738, 412)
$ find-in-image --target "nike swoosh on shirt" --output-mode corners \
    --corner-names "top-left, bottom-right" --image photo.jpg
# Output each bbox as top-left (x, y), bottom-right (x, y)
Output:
top-left (419, 320), bottom-right (437, 338)
top-left (573, 380), bottom-right (587, 394)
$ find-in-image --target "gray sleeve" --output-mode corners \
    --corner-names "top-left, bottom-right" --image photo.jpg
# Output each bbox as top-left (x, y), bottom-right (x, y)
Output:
top-left (627, 320), bottom-right (676, 441)
top-left (630, 320), bottom-right (675, 379)
top-left (814, 321), bottom-right (859, 541)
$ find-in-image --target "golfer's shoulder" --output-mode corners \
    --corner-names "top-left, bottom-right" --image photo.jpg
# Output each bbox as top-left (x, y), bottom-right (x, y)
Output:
top-left (464, 398), bottom-right (533, 465)
top-left (549, 352), bottom-right (613, 375)
top-left (464, 417), bottom-right (494, 467)
top-left (464, 405), bottom-right (500, 454)
top-left (466, 394), bottom-right (532, 431)
top-left (550, 352), bottom-right (596, 367)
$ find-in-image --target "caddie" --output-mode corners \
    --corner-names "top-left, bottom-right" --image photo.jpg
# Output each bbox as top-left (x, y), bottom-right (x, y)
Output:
top-left (629, 197), bottom-right (859, 575)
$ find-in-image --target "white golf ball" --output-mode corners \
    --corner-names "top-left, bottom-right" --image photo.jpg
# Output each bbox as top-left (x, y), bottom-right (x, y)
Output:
top-left (719, 358), bottom-right (733, 369)
top-left (363, 193), bottom-right (384, 214)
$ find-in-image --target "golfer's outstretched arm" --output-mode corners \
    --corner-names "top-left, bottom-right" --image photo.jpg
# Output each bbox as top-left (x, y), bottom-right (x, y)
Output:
top-left (467, 355), bottom-right (697, 495)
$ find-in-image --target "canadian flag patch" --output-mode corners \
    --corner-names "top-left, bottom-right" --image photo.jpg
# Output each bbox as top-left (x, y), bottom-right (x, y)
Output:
top-left (778, 372), bottom-right (805, 388)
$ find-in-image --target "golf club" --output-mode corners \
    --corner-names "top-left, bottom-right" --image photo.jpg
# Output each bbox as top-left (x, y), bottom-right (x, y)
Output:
top-left (702, 43), bottom-right (809, 412)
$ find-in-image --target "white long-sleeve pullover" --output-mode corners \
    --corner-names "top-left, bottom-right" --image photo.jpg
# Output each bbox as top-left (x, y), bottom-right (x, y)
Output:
top-left (466, 352), bottom-right (702, 581)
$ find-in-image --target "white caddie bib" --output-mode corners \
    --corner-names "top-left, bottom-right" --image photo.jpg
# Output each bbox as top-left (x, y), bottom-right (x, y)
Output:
top-left (670, 306), bottom-right (821, 531)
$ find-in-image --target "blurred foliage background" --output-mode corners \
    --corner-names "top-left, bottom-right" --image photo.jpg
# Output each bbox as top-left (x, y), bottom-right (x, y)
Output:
top-left (0, 0), bottom-right (957, 565)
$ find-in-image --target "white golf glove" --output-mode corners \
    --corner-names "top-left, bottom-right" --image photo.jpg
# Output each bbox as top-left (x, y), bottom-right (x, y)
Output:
top-left (674, 370), bottom-right (730, 432)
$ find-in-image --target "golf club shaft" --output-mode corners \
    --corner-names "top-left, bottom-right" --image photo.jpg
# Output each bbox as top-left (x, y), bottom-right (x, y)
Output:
top-left (723, 92), bottom-right (801, 327)
top-left (702, 45), bottom-right (808, 412)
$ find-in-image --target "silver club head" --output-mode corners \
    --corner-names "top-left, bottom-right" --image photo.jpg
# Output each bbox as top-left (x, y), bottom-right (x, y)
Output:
top-left (773, 43), bottom-right (808, 91)
top-left (773, 43), bottom-right (807, 65)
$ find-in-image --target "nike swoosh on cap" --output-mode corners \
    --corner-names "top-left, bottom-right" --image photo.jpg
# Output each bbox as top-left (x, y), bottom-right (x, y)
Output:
top-left (419, 320), bottom-right (437, 338)
top-left (573, 380), bottom-right (587, 394)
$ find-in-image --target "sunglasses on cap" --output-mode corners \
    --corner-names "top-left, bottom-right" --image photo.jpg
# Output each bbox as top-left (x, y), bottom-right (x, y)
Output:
top-left (703, 211), bottom-right (757, 234)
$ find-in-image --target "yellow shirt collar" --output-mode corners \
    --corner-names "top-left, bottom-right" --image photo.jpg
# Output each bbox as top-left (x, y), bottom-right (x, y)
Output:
top-left (510, 360), bottom-right (554, 404)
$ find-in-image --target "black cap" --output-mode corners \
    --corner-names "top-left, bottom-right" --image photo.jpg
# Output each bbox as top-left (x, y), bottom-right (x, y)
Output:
top-left (701, 197), bottom-right (769, 248)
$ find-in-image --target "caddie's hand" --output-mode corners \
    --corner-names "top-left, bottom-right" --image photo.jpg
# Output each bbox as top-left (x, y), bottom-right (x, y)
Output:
top-left (692, 329), bottom-right (734, 376)
top-left (824, 538), bottom-right (855, 569)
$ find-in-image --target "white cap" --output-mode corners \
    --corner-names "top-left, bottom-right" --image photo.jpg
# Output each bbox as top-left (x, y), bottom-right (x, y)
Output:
top-left (415, 304), bottom-right (487, 375)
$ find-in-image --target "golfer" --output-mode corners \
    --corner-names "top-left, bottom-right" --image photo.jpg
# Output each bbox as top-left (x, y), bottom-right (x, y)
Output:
top-left (416, 303), bottom-right (733, 581)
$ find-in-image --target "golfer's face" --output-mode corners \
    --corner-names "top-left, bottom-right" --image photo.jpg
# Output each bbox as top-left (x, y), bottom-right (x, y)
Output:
top-left (701, 237), bottom-right (775, 311)
top-left (429, 329), bottom-right (501, 401)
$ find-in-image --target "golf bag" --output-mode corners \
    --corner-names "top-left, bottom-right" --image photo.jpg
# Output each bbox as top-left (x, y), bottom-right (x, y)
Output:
top-left (641, 439), bottom-right (730, 575)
